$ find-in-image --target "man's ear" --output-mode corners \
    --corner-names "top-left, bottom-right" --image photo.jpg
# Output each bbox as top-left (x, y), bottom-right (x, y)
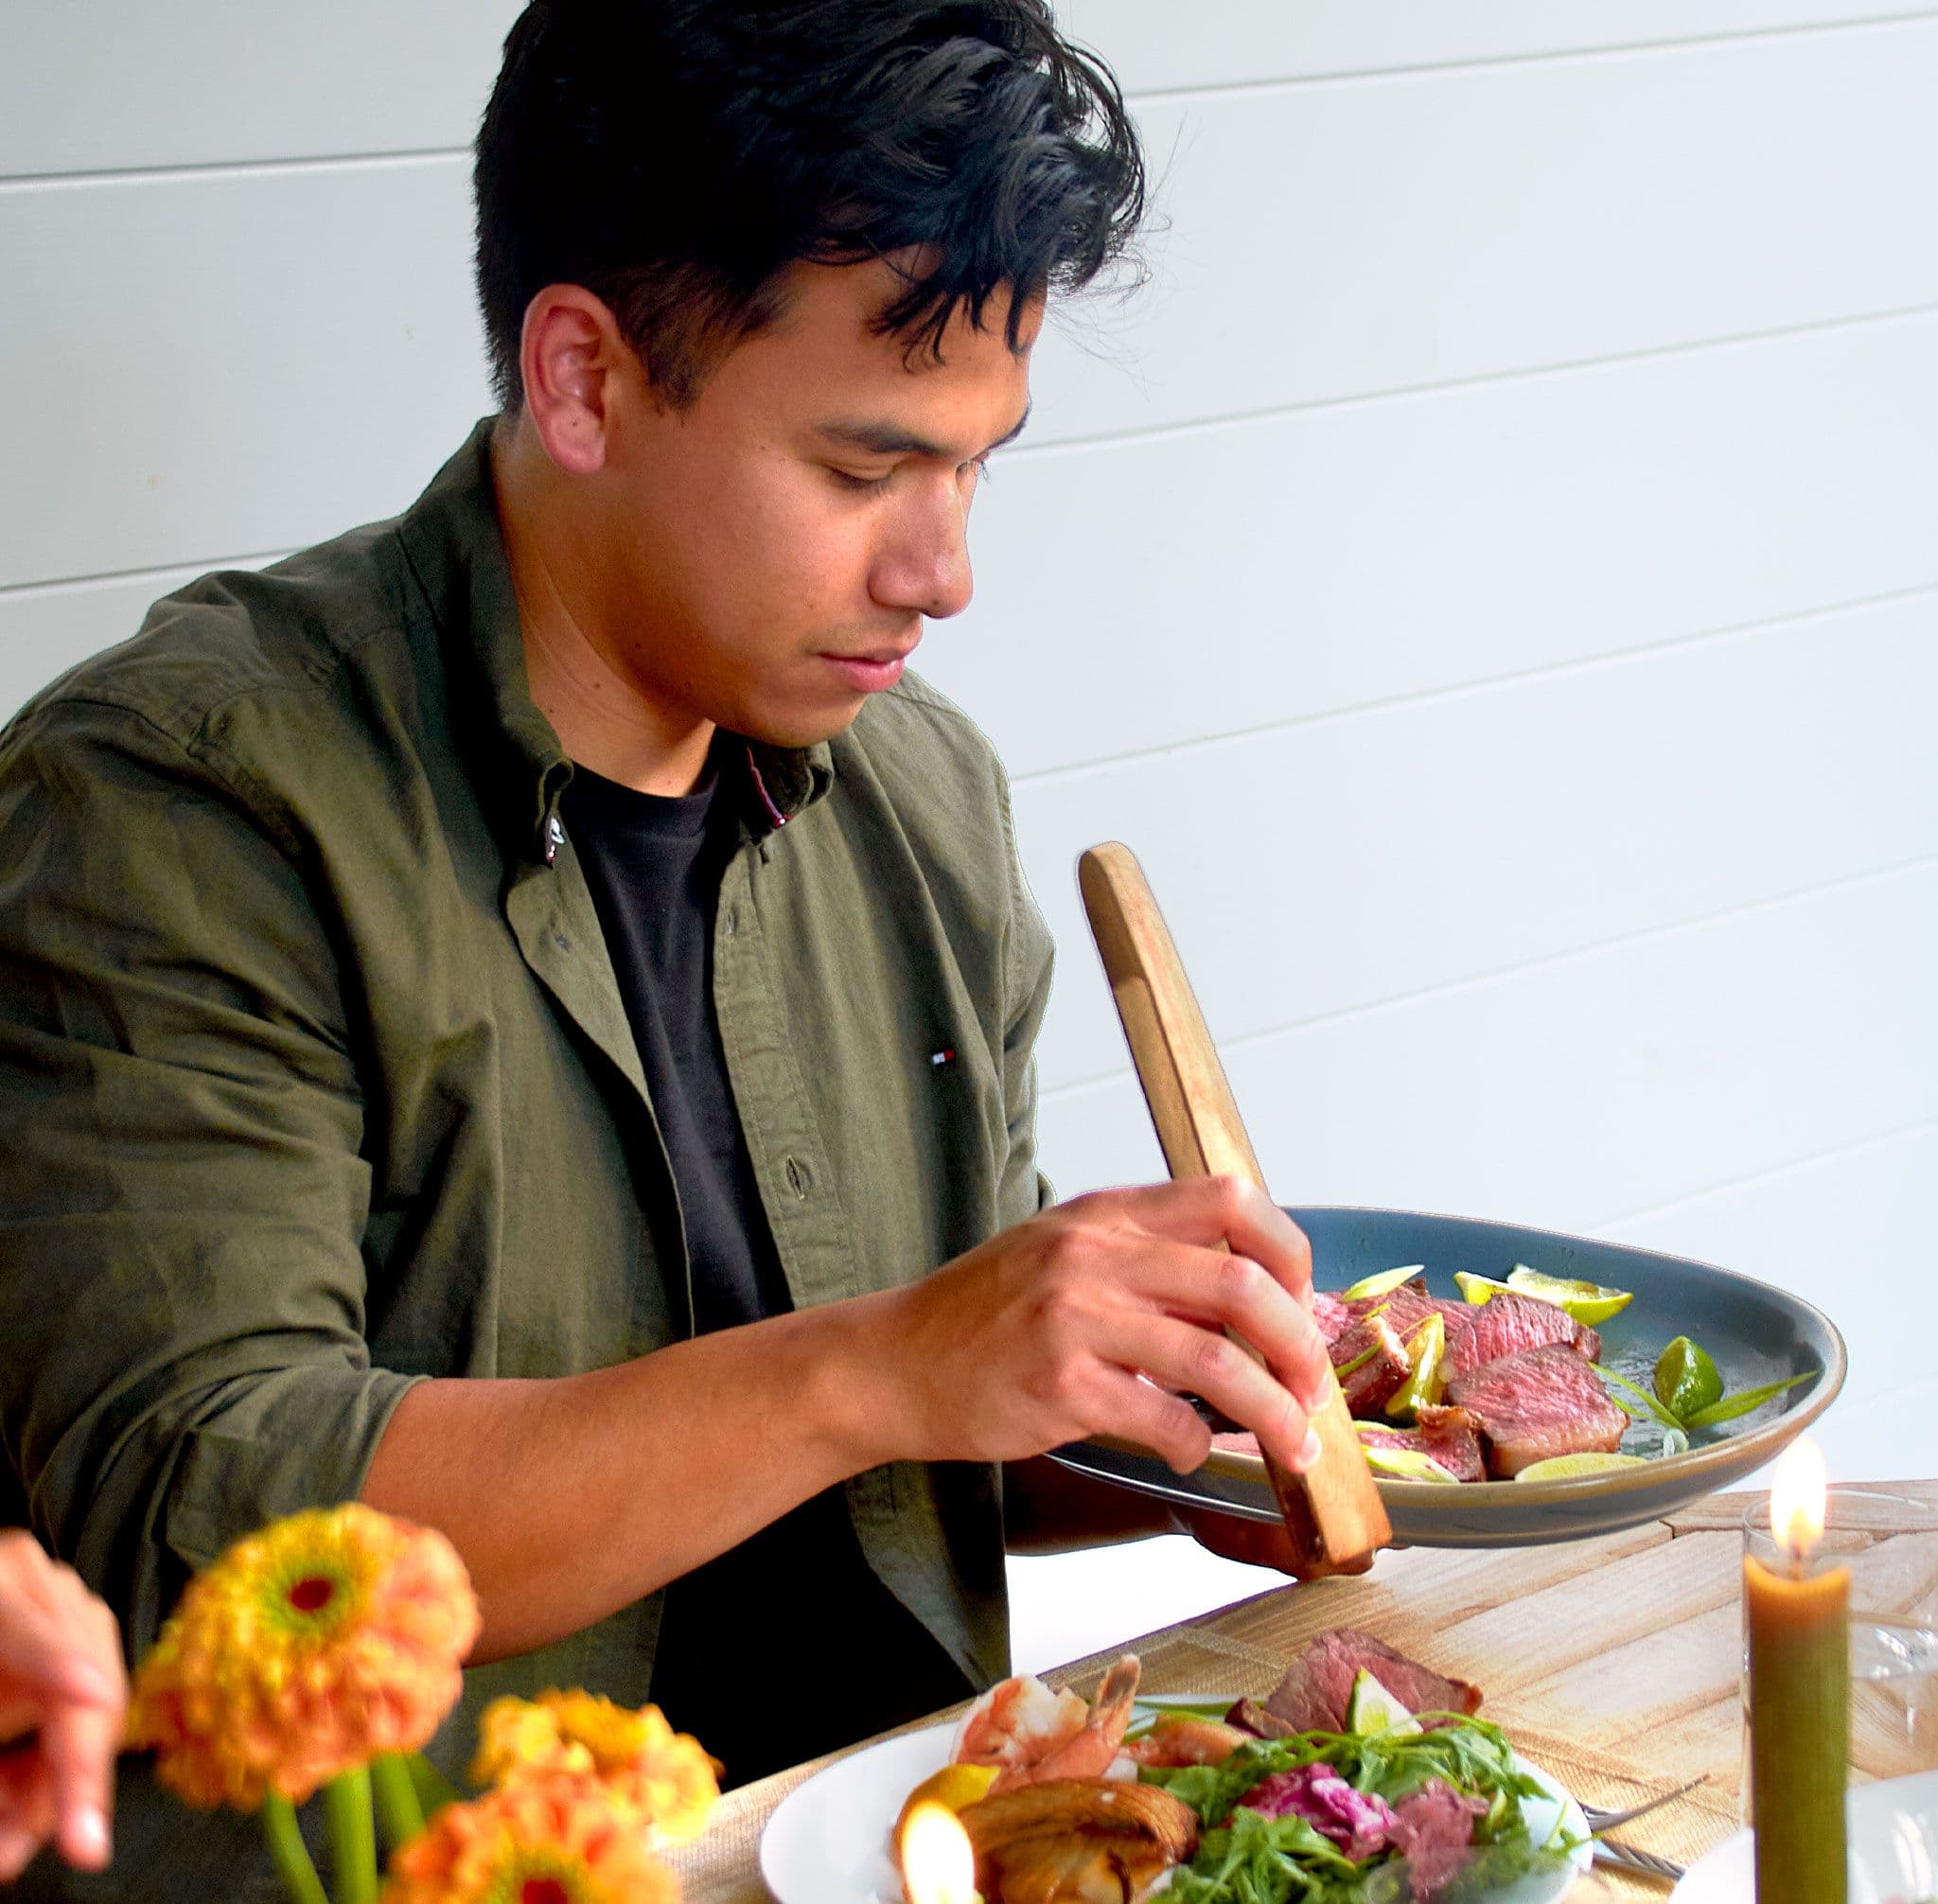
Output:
top-left (518, 285), bottom-right (632, 475)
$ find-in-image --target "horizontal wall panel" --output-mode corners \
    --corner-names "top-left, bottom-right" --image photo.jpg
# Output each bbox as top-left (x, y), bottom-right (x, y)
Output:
top-left (1036, 859), bottom-right (1938, 1240)
top-left (935, 312), bottom-right (1938, 779)
top-left (0, 1), bottom-right (520, 179)
top-left (1030, 21), bottom-right (1938, 443)
top-left (0, 555), bottom-right (285, 721)
top-left (1012, 592), bottom-right (1938, 1089)
top-left (0, 157), bottom-right (494, 591)
top-left (1599, 1123), bottom-right (1938, 1482)
top-left (1062, 1), bottom-right (1936, 94)
top-left (12, 3), bottom-right (1923, 179)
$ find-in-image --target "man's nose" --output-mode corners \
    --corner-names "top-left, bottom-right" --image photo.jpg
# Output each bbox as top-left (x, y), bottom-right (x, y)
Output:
top-left (872, 481), bottom-right (975, 622)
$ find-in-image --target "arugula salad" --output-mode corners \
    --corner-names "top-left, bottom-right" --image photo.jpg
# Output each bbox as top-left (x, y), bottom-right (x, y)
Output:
top-left (1136, 1712), bottom-right (1582, 1903)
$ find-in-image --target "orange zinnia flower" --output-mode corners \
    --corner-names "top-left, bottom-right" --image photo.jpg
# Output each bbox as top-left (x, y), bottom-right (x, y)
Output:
top-left (127, 1503), bottom-right (481, 1808)
top-left (379, 1772), bottom-right (678, 1904)
top-left (471, 1692), bottom-right (718, 1849)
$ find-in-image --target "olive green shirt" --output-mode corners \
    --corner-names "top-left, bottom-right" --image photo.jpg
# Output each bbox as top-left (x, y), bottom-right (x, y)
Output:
top-left (0, 423), bottom-right (1053, 1894)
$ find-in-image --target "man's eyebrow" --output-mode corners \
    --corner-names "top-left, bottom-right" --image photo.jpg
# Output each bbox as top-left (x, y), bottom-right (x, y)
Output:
top-left (815, 402), bottom-right (1031, 462)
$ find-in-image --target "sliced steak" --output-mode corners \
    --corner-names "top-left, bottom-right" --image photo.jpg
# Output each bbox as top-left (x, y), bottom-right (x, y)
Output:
top-left (1333, 1312), bottom-right (1413, 1416)
top-left (1224, 1695), bottom-right (1295, 1739)
top-left (1260, 1628), bottom-right (1483, 1734)
top-left (1441, 1291), bottom-right (1599, 1377)
top-left (1355, 1404), bottom-right (1487, 1483)
top-left (1445, 1341), bottom-right (1629, 1477)
top-left (1313, 1289), bottom-right (1353, 1345)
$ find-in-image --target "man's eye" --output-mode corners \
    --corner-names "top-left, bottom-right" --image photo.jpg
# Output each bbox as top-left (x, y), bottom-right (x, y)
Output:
top-left (828, 467), bottom-right (894, 493)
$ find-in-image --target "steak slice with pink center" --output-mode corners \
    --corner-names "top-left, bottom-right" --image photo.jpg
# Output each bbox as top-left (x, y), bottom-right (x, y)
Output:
top-left (1441, 1290), bottom-right (1600, 1377)
top-left (1333, 1312), bottom-right (1413, 1416)
top-left (1355, 1403), bottom-right (1487, 1483)
top-left (1444, 1341), bottom-right (1629, 1477)
top-left (1252, 1627), bottom-right (1483, 1734)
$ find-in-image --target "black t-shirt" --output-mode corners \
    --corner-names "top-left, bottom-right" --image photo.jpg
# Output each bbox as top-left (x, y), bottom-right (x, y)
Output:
top-left (559, 760), bottom-right (974, 1787)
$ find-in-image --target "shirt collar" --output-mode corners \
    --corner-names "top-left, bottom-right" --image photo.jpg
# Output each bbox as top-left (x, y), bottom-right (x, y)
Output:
top-left (394, 419), bottom-right (833, 860)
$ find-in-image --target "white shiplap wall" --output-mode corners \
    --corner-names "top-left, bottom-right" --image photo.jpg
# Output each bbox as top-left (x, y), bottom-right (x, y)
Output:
top-left (4, 6), bottom-right (1935, 1664)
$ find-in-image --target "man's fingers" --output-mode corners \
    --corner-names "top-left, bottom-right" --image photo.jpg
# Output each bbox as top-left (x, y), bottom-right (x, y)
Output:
top-left (1087, 1312), bottom-right (1314, 1474)
top-left (1098, 1177), bottom-right (1311, 1296)
top-left (0, 1596), bottom-right (117, 1720)
top-left (0, 1751), bottom-right (56, 1881)
top-left (1109, 1243), bottom-right (1332, 1419)
top-left (1093, 1370), bottom-right (1215, 1476)
top-left (39, 1701), bottom-right (115, 1871)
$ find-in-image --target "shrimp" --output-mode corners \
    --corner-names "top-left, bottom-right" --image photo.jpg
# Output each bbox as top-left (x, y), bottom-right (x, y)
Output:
top-left (1123, 1715), bottom-right (1251, 1769)
top-left (950, 1655), bottom-right (1144, 1794)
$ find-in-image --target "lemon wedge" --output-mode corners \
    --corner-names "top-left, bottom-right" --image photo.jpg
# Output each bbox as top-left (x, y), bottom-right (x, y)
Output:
top-left (1513, 1452), bottom-right (1649, 1483)
top-left (1452, 1271), bottom-right (1513, 1306)
top-left (894, 1764), bottom-right (998, 1851)
top-left (1505, 1265), bottom-right (1633, 1325)
top-left (1339, 1264), bottom-right (1424, 1301)
top-left (1346, 1668), bottom-right (1423, 1737)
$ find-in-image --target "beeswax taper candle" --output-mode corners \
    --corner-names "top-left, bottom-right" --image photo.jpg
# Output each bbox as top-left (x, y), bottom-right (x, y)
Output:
top-left (1744, 1438), bottom-right (1848, 1904)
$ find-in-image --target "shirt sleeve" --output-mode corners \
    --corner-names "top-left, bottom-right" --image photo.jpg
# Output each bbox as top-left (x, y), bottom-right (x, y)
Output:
top-left (995, 766), bottom-right (1056, 1226)
top-left (0, 697), bottom-right (419, 1652)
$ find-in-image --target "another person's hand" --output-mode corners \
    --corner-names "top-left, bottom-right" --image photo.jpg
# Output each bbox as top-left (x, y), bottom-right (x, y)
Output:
top-left (0, 1531), bottom-right (124, 1881)
top-left (870, 1176), bottom-right (1331, 1479)
top-left (1174, 1502), bottom-right (1381, 1579)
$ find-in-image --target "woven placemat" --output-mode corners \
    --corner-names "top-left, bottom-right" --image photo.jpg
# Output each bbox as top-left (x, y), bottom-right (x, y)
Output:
top-left (665, 1615), bottom-right (1737, 1900)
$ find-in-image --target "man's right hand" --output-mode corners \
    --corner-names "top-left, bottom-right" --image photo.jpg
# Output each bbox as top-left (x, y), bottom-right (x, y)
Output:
top-left (858, 1175), bottom-right (1332, 1480)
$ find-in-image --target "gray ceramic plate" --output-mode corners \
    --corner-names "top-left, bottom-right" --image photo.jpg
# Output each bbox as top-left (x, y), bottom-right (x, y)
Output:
top-left (1047, 1205), bottom-right (1846, 1548)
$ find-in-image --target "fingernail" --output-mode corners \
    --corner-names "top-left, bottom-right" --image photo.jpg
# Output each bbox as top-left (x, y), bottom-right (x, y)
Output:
top-left (1303, 1379), bottom-right (1331, 1415)
top-left (0, 1825), bottom-right (33, 1880)
top-left (55, 1658), bottom-right (116, 1705)
top-left (1297, 1428), bottom-right (1323, 1472)
top-left (67, 1807), bottom-right (110, 1867)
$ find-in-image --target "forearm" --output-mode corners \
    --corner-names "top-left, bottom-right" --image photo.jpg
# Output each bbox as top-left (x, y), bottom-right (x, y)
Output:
top-left (361, 1297), bottom-right (893, 1664)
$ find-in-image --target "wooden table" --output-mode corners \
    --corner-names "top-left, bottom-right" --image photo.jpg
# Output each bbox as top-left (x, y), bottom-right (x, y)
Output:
top-left (665, 1482), bottom-right (1938, 1901)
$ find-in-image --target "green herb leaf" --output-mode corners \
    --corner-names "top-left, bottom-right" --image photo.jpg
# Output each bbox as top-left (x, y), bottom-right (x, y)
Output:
top-left (1593, 1363), bottom-right (1683, 1432)
top-left (1681, 1373), bottom-right (1812, 1428)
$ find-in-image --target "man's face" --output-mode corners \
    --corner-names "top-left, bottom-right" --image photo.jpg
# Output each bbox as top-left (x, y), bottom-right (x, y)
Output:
top-left (581, 261), bottom-right (1039, 749)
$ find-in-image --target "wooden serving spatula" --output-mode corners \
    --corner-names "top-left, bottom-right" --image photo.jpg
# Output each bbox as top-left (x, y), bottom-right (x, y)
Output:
top-left (1078, 839), bottom-right (1391, 1571)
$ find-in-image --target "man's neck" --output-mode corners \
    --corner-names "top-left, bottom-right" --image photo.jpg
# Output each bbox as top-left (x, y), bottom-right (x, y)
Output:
top-left (489, 418), bottom-right (715, 796)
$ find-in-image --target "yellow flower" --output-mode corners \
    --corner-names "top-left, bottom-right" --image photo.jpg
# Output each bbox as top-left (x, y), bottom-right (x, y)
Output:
top-left (379, 1772), bottom-right (678, 1904)
top-left (127, 1503), bottom-right (481, 1808)
top-left (471, 1693), bottom-right (718, 1848)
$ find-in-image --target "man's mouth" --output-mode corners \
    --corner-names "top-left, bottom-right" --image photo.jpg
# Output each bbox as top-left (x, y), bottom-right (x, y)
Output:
top-left (817, 643), bottom-right (918, 693)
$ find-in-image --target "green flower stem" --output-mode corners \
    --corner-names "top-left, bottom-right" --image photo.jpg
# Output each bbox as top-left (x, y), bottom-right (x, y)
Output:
top-left (371, 1753), bottom-right (426, 1855)
top-left (261, 1793), bottom-right (330, 1904)
top-left (324, 1766), bottom-right (379, 1904)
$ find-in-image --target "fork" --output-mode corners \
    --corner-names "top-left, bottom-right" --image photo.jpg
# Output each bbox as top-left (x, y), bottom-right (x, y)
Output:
top-left (1577, 1775), bottom-right (1707, 1833)
top-left (1592, 1837), bottom-right (1687, 1883)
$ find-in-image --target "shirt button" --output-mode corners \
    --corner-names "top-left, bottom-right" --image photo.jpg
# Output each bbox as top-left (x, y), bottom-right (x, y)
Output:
top-left (544, 814), bottom-right (565, 864)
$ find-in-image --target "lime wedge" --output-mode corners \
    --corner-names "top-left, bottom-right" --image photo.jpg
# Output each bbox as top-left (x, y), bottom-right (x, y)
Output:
top-left (1506, 1264), bottom-right (1633, 1325)
top-left (1339, 1264), bottom-right (1425, 1301)
top-left (1653, 1335), bottom-right (1723, 1420)
top-left (1362, 1443), bottom-right (1460, 1484)
top-left (1345, 1668), bottom-right (1422, 1737)
top-left (1453, 1271), bottom-right (1513, 1306)
top-left (1513, 1452), bottom-right (1650, 1484)
top-left (1383, 1313), bottom-right (1447, 1419)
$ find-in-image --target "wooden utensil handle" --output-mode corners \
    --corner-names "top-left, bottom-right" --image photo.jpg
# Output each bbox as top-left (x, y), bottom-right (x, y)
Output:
top-left (1078, 841), bottom-right (1390, 1569)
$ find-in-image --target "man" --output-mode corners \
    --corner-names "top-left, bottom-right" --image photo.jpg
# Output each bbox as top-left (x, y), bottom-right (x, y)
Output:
top-left (0, 1), bottom-right (1328, 1891)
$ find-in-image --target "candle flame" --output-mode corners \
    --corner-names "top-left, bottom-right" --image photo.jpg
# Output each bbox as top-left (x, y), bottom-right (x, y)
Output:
top-left (1769, 1437), bottom-right (1827, 1557)
top-left (899, 1800), bottom-right (979, 1904)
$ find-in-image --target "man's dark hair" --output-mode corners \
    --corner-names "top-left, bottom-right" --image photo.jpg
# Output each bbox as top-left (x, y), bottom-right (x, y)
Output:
top-left (474, 0), bottom-right (1145, 409)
